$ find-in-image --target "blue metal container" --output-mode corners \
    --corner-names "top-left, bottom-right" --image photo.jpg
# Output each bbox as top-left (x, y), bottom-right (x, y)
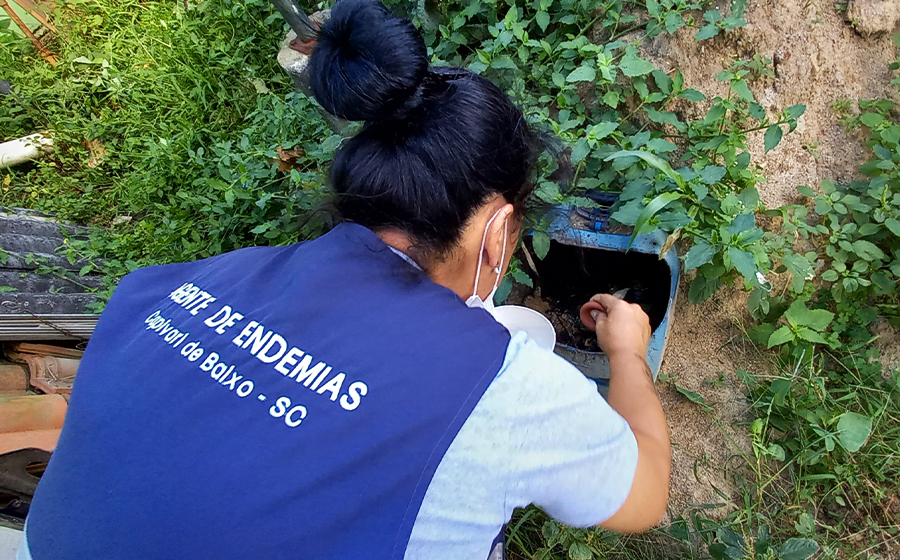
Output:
top-left (539, 203), bottom-right (680, 387)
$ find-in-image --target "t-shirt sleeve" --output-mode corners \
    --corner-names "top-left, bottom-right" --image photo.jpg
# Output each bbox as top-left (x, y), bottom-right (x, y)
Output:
top-left (500, 334), bottom-right (639, 527)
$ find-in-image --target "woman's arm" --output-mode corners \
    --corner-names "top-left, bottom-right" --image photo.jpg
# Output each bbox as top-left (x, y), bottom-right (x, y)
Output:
top-left (587, 294), bottom-right (671, 533)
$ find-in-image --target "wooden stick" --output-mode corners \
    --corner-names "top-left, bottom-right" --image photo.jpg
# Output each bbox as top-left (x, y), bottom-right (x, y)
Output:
top-left (0, 0), bottom-right (58, 66)
top-left (10, 0), bottom-right (56, 33)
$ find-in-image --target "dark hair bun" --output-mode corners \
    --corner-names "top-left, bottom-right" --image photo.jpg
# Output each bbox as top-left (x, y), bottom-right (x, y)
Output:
top-left (309, 0), bottom-right (428, 122)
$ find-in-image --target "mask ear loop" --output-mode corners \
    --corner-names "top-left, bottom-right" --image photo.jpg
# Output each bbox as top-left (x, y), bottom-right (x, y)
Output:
top-left (471, 207), bottom-right (506, 299)
top-left (492, 219), bottom-right (508, 283)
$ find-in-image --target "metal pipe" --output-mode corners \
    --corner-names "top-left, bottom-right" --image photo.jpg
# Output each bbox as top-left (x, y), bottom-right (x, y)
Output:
top-left (269, 0), bottom-right (318, 42)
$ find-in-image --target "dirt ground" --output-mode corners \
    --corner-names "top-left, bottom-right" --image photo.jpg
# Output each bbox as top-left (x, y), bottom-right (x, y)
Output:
top-left (645, 0), bottom-right (900, 209)
top-left (642, 0), bottom-right (900, 517)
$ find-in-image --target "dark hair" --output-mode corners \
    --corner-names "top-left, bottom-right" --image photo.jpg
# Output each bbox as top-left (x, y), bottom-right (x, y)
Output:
top-left (309, 0), bottom-right (537, 258)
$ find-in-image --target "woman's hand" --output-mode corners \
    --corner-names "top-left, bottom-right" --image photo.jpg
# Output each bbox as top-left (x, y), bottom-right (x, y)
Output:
top-left (581, 294), bottom-right (651, 360)
top-left (580, 293), bottom-right (669, 533)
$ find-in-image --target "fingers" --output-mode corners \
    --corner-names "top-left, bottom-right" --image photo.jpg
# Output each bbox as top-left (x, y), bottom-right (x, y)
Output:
top-left (579, 300), bottom-right (606, 330)
top-left (589, 293), bottom-right (616, 307)
top-left (583, 293), bottom-right (652, 331)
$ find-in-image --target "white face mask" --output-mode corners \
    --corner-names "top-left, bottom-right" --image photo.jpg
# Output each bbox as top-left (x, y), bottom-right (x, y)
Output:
top-left (465, 207), bottom-right (508, 313)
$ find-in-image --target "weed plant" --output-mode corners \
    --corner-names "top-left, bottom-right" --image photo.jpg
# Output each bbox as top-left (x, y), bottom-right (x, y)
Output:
top-left (0, 0), bottom-right (336, 295)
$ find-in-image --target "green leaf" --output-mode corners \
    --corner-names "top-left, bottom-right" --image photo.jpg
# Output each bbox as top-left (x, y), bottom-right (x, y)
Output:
top-left (79, 265), bottom-right (93, 277)
top-left (566, 65), bottom-right (596, 82)
top-left (853, 239), bottom-right (886, 261)
top-left (767, 443), bottom-right (785, 461)
top-left (837, 412), bottom-right (873, 452)
top-left (665, 11), bottom-right (684, 33)
top-left (764, 125), bottom-right (783, 153)
top-left (587, 121), bottom-right (618, 140)
top-left (619, 178), bottom-right (653, 202)
top-left (884, 218), bottom-right (900, 237)
top-left (699, 165), bottom-right (727, 184)
top-left (767, 325), bottom-right (795, 347)
top-left (657, 210), bottom-right (691, 230)
top-left (467, 60), bottom-right (488, 74)
top-left (629, 192), bottom-right (683, 248)
top-left (874, 145), bottom-right (894, 160)
top-left (535, 11), bottom-right (550, 31)
top-left (612, 199), bottom-right (643, 226)
top-left (511, 269), bottom-right (533, 288)
top-left (491, 55), bottom-right (518, 69)
top-left (646, 108), bottom-right (686, 132)
top-left (619, 53), bottom-right (655, 77)
top-left (532, 231), bottom-right (551, 260)
top-left (534, 181), bottom-right (561, 204)
top-left (676, 384), bottom-right (707, 405)
top-left (747, 288), bottom-right (770, 320)
top-left (783, 533), bottom-right (817, 557)
top-left (726, 213), bottom-right (755, 234)
top-left (684, 240), bottom-right (716, 271)
top-left (667, 518), bottom-right (692, 542)
top-left (860, 112), bottom-right (884, 127)
top-left (822, 269), bottom-right (839, 282)
top-left (796, 327), bottom-right (827, 344)
top-left (859, 223), bottom-right (881, 237)
top-left (679, 88), bottom-right (706, 102)
top-left (727, 246), bottom-right (758, 285)
top-left (604, 150), bottom-right (686, 188)
top-left (568, 542), bottom-right (592, 560)
top-left (688, 273), bottom-right (721, 303)
top-left (731, 79), bottom-right (754, 102)
top-left (646, 0), bottom-right (661, 18)
top-left (494, 276), bottom-right (512, 305)
top-left (749, 102), bottom-right (766, 121)
top-left (652, 70), bottom-right (673, 94)
top-left (571, 138), bottom-right (591, 164)
top-left (542, 520), bottom-right (560, 542)
top-left (794, 513), bottom-right (815, 537)
top-left (787, 104), bottom-right (807, 119)
top-left (784, 300), bottom-right (834, 330)
top-left (709, 543), bottom-right (729, 560)
top-left (695, 24), bottom-right (719, 40)
top-left (732, 0), bottom-right (748, 17)
top-left (881, 125), bottom-right (900, 145)
top-left (646, 138), bottom-right (677, 153)
top-left (782, 253), bottom-right (813, 290)
top-left (0, 286), bottom-right (17, 293)
top-left (770, 378), bottom-right (792, 405)
top-left (602, 90), bottom-right (620, 108)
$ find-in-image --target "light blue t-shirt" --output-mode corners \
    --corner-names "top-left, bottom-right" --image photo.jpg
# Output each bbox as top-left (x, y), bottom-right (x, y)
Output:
top-left (404, 331), bottom-right (639, 560)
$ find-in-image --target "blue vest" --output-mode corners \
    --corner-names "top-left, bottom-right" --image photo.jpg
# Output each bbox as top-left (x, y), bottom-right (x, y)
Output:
top-left (27, 224), bottom-right (511, 559)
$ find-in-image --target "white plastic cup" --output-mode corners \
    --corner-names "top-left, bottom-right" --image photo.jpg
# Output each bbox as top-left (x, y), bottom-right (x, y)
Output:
top-left (491, 305), bottom-right (556, 352)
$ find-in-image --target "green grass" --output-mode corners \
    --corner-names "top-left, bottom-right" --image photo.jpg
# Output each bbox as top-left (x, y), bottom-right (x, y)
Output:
top-left (1, 0), bottom-right (336, 283)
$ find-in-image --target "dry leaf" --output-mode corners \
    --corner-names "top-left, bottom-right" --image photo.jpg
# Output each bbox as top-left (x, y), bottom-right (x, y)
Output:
top-left (82, 139), bottom-right (107, 168)
top-left (271, 145), bottom-right (306, 172)
top-left (659, 229), bottom-right (681, 259)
